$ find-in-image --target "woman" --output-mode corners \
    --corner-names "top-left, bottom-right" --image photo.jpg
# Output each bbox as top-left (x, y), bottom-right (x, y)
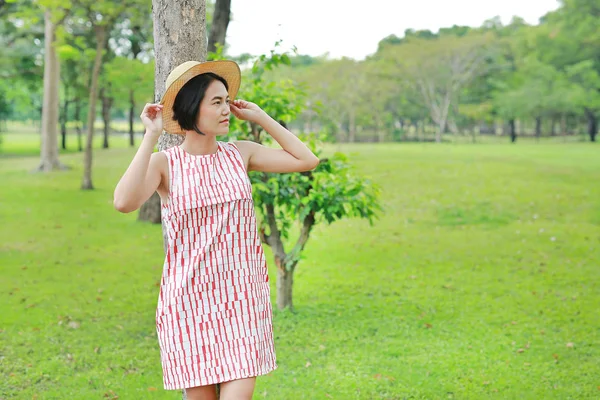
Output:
top-left (113, 60), bottom-right (319, 400)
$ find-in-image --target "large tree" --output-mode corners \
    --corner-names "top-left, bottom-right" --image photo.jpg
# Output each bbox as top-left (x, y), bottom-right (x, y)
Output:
top-left (390, 33), bottom-right (495, 142)
top-left (37, 2), bottom-right (69, 171)
top-left (139, 0), bottom-right (226, 222)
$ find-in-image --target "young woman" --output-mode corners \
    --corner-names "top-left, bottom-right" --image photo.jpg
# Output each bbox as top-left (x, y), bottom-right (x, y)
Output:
top-left (113, 60), bottom-right (319, 400)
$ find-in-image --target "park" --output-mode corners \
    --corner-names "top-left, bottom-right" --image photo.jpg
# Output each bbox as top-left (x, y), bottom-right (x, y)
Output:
top-left (1, 0), bottom-right (599, 399)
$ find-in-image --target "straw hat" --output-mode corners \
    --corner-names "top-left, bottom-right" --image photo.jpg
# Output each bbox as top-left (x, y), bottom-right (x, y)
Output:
top-left (160, 60), bottom-right (241, 134)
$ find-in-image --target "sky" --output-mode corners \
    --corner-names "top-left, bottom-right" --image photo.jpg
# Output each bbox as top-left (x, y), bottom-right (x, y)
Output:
top-left (226, 0), bottom-right (561, 60)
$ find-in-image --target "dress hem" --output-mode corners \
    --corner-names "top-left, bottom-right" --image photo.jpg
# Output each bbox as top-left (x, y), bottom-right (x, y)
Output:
top-left (163, 363), bottom-right (278, 390)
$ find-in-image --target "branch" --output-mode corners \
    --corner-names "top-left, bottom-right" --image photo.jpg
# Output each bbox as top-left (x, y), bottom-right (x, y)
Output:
top-left (259, 225), bottom-right (270, 245)
top-left (284, 210), bottom-right (316, 269)
top-left (265, 201), bottom-right (286, 264)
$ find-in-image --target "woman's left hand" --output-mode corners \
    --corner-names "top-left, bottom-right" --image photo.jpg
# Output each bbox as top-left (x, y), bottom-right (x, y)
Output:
top-left (230, 100), bottom-right (266, 124)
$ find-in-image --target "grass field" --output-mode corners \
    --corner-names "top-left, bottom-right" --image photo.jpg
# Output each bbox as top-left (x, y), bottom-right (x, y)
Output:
top-left (1, 133), bottom-right (599, 399)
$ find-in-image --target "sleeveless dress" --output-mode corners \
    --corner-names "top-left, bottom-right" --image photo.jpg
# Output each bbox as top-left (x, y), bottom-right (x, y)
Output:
top-left (156, 142), bottom-right (277, 390)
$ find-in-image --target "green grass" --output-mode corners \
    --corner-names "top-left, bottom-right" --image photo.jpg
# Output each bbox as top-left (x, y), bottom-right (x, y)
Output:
top-left (1, 137), bottom-right (599, 399)
top-left (0, 132), bottom-right (140, 158)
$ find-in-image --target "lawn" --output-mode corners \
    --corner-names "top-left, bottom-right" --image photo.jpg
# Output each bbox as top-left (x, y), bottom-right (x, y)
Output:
top-left (1, 134), bottom-right (599, 399)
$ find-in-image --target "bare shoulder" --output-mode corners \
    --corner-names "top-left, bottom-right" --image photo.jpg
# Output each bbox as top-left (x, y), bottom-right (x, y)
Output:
top-left (233, 140), bottom-right (259, 154)
top-left (150, 151), bottom-right (168, 172)
top-left (233, 140), bottom-right (259, 167)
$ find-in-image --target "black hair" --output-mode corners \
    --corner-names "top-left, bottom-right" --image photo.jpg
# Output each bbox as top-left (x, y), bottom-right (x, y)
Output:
top-left (172, 72), bottom-right (229, 135)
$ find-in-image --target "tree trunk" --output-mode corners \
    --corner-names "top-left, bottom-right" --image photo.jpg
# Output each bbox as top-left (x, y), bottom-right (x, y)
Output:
top-left (75, 96), bottom-right (82, 152)
top-left (276, 258), bottom-right (294, 311)
top-left (61, 85), bottom-right (69, 150)
top-left (139, 0), bottom-right (207, 222)
top-left (138, 191), bottom-right (162, 224)
top-left (585, 108), bottom-right (597, 142)
top-left (82, 25), bottom-right (107, 190)
top-left (535, 116), bottom-right (542, 140)
top-left (129, 88), bottom-right (135, 146)
top-left (436, 120), bottom-right (444, 143)
top-left (550, 116), bottom-right (557, 136)
top-left (207, 0), bottom-right (230, 54)
top-left (509, 119), bottom-right (516, 143)
top-left (38, 10), bottom-right (66, 172)
top-left (376, 117), bottom-right (385, 142)
top-left (100, 87), bottom-right (112, 149)
top-left (348, 110), bottom-right (356, 142)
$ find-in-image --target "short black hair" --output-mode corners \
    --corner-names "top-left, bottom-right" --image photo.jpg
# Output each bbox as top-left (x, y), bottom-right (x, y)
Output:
top-left (172, 72), bottom-right (229, 135)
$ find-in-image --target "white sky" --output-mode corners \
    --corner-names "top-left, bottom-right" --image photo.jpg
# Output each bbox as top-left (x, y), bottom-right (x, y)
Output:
top-left (226, 0), bottom-right (561, 60)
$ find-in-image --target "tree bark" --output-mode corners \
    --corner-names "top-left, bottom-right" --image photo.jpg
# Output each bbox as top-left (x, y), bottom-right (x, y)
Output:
top-left (38, 10), bottom-right (66, 172)
top-left (585, 108), bottom-right (597, 142)
top-left (139, 0), bottom-right (207, 222)
top-left (535, 116), bottom-right (542, 140)
top-left (75, 95), bottom-right (82, 152)
top-left (138, 191), bottom-right (162, 224)
top-left (100, 87), bottom-right (112, 149)
top-left (129, 88), bottom-right (135, 146)
top-left (509, 119), bottom-right (516, 143)
top-left (60, 85), bottom-right (69, 150)
top-left (207, 0), bottom-right (230, 54)
top-left (81, 25), bottom-right (107, 190)
top-left (262, 200), bottom-right (292, 310)
top-left (276, 258), bottom-right (294, 311)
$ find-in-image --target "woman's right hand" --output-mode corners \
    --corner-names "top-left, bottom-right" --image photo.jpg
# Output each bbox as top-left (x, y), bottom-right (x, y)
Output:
top-left (140, 103), bottom-right (164, 138)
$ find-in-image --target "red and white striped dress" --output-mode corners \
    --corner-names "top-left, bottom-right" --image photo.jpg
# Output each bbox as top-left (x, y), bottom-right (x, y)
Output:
top-left (156, 141), bottom-right (277, 390)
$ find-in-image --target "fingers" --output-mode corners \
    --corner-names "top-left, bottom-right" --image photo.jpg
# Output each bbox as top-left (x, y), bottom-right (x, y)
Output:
top-left (230, 103), bottom-right (242, 117)
top-left (232, 99), bottom-right (248, 108)
top-left (141, 103), bottom-right (163, 120)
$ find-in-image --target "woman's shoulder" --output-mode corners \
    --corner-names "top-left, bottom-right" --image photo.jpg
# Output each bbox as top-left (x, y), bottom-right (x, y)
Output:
top-left (222, 140), bottom-right (251, 170)
top-left (150, 150), bottom-right (169, 172)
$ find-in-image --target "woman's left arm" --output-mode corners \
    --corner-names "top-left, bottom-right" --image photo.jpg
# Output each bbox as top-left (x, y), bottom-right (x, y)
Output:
top-left (231, 100), bottom-right (320, 173)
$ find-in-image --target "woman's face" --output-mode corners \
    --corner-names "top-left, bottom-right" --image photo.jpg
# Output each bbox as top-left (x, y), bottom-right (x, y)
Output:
top-left (197, 79), bottom-right (230, 136)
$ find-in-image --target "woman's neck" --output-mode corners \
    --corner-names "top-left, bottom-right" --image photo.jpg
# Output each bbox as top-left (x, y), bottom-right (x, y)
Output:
top-left (180, 133), bottom-right (218, 156)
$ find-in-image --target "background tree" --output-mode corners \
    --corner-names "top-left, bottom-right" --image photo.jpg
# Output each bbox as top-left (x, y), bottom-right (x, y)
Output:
top-left (390, 33), bottom-right (495, 142)
top-left (0, 1), bottom-right (43, 131)
top-left (107, 9), bottom-right (154, 145)
top-left (207, 0), bottom-right (230, 54)
top-left (37, 0), bottom-right (70, 171)
top-left (75, 0), bottom-right (145, 189)
top-left (105, 56), bottom-right (154, 146)
top-left (57, 24), bottom-right (94, 152)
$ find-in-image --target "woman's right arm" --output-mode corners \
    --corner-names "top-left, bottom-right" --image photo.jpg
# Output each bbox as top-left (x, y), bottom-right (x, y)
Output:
top-left (113, 103), bottom-right (166, 213)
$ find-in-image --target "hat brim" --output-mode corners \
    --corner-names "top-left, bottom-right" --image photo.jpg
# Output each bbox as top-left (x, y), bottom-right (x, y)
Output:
top-left (160, 60), bottom-right (241, 135)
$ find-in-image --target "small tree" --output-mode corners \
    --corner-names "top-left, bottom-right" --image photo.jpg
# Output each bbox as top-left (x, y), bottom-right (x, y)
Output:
top-left (74, 0), bottom-right (146, 189)
top-left (224, 48), bottom-right (382, 310)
